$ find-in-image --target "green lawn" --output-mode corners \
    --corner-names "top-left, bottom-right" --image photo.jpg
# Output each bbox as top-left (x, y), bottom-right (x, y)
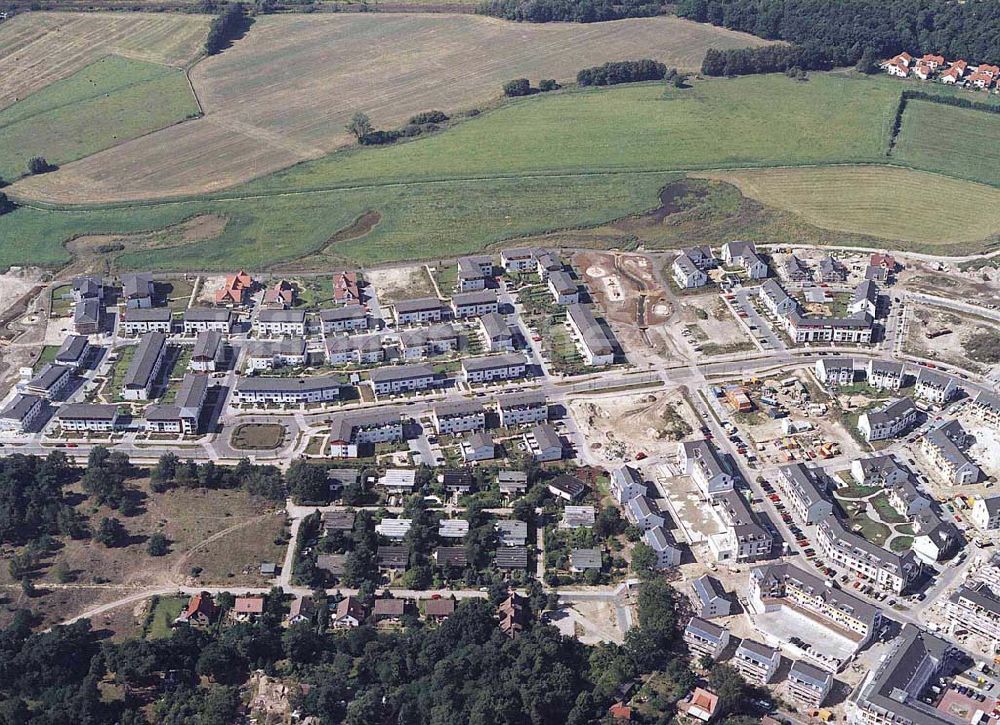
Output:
top-left (0, 55), bottom-right (199, 184)
top-left (894, 100), bottom-right (1000, 187)
top-left (145, 595), bottom-right (187, 640)
top-left (34, 345), bottom-right (60, 372)
top-left (49, 284), bottom-right (73, 317)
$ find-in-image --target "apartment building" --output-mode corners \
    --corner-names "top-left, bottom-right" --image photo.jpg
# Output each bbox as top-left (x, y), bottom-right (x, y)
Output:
top-left (451, 289), bottom-right (499, 319)
top-left (683, 616), bottom-right (730, 661)
top-left (914, 368), bottom-right (959, 404)
top-left (54, 335), bottom-right (90, 369)
top-left (672, 252), bottom-right (708, 289)
top-left (122, 332), bottom-right (166, 401)
top-left (721, 241), bottom-right (768, 279)
top-left (692, 575), bottom-right (731, 618)
top-left (319, 305), bottom-right (369, 334)
top-left (183, 307), bottom-right (232, 334)
top-left (72, 275), bottom-right (104, 303)
top-left (759, 279), bottom-right (798, 317)
top-left (56, 403), bottom-right (120, 432)
top-left (233, 375), bottom-right (341, 405)
top-left (457, 255), bottom-right (493, 292)
top-left (245, 339), bottom-right (308, 371)
top-left (815, 357), bottom-right (855, 387)
top-left (0, 394), bottom-right (43, 433)
top-left (971, 496), bottom-right (1000, 531)
top-left (625, 495), bottom-right (665, 532)
top-left (327, 409), bottom-right (403, 458)
top-left (848, 281), bottom-right (879, 317)
top-left (849, 625), bottom-right (956, 725)
top-left (786, 310), bottom-right (873, 344)
top-left (525, 423), bottom-right (562, 461)
top-left (479, 312), bottom-right (513, 352)
top-left (369, 364), bottom-right (436, 396)
top-left (972, 390), bottom-right (1000, 428)
top-left (432, 400), bottom-right (486, 435)
top-left (815, 515), bottom-right (920, 593)
top-left (191, 330), bottom-right (225, 372)
top-left (857, 397), bottom-right (918, 442)
top-left (749, 562), bottom-right (881, 647)
top-left (257, 309), bottom-right (307, 337)
top-left (866, 360), bottom-right (905, 391)
top-left (495, 391), bottom-right (547, 428)
top-left (776, 463), bottom-right (833, 525)
top-left (397, 325), bottom-right (459, 360)
top-left (122, 272), bottom-right (154, 309)
top-left (325, 335), bottom-right (384, 366)
top-left (548, 270), bottom-right (579, 304)
top-left (535, 251), bottom-right (563, 279)
top-left (462, 353), bottom-right (527, 384)
top-left (610, 465), bottom-right (646, 505)
top-left (393, 297), bottom-right (446, 326)
top-left (852, 456), bottom-right (928, 518)
top-left (26, 363), bottom-right (73, 400)
top-left (712, 490), bottom-right (773, 562)
top-left (944, 582), bottom-right (1000, 643)
top-left (566, 303), bottom-right (615, 366)
top-left (733, 639), bottom-right (781, 684)
top-left (921, 419), bottom-right (980, 485)
top-left (644, 525), bottom-right (682, 569)
top-left (122, 307), bottom-right (172, 336)
top-left (784, 255), bottom-right (811, 282)
top-left (144, 374), bottom-right (208, 434)
top-left (501, 248), bottom-right (535, 273)
top-left (788, 661), bottom-right (833, 708)
top-left (678, 439), bottom-right (735, 498)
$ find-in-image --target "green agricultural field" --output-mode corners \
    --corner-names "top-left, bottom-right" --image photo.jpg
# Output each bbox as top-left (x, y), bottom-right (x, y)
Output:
top-left (244, 73), bottom-right (902, 194)
top-left (893, 100), bottom-right (1000, 187)
top-left (0, 56), bottom-right (198, 183)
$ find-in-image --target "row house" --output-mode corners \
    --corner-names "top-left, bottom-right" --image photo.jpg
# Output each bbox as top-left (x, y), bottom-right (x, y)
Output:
top-left (56, 403), bottom-right (120, 433)
top-left (749, 562), bottom-right (881, 647)
top-left (625, 495), bottom-right (665, 531)
top-left (325, 334), bottom-right (384, 366)
top-left (733, 639), bottom-right (781, 685)
top-left (972, 390), bottom-right (1000, 428)
top-left (535, 250), bottom-right (563, 279)
top-left (566, 303), bottom-right (615, 366)
top-left (547, 473), bottom-right (586, 501)
top-left (55, 335), bottom-right (89, 369)
top-left (786, 310), bottom-right (873, 344)
top-left (393, 297), bottom-right (447, 326)
top-left (501, 248), bottom-right (536, 273)
top-left (610, 465), bottom-right (646, 505)
top-left (525, 422), bottom-right (562, 461)
top-left (144, 374), bottom-right (209, 435)
top-left (328, 409), bottom-right (403, 458)
top-left (783, 255), bottom-right (811, 282)
top-left (758, 279), bottom-right (797, 317)
top-left (497, 470), bottom-right (528, 499)
top-left (26, 363), bottom-right (73, 400)
top-left (319, 305), bottom-right (369, 333)
top-left (398, 324), bottom-right (459, 360)
top-left (462, 353), bottom-right (527, 385)
top-left (914, 368), bottom-right (959, 404)
top-left (246, 339), bottom-right (308, 371)
top-left (672, 251), bottom-right (708, 289)
top-left (256, 308), bottom-right (307, 337)
top-left (122, 332), bottom-right (167, 401)
top-left (0, 394), bottom-right (43, 433)
top-left (369, 364), bottom-right (436, 396)
top-left (377, 469), bottom-right (417, 497)
top-left (233, 375), bottom-right (341, 405)
top-left (815, 357), bottom-right (855, 387)
top-left (122, 307), bottom-right (172, 336)
top-left (190, 330), bottom-right (225, 372)
top-left (495, 391), bottom-right (547, 427)
top-left (921, 419), bottom-right (980, 485)
top-left (432, 400), bottom-right (486, 435)
top-left (858, 397), bottom-right (918, 442)
top-left (711, 490), bottom-right (772, 562)
top-left (183, 307), bottom-right (232, 334)
top-left (451, 289), bottom-right (499, 319)
top-left (776, 463), bottom-right (833, 525)
top-left (678, 439), bottom-right (734, 498)
top-left (645, 525), bottom-right (682, 569)
top-left (866, 359), bottom-right (905, 390)
top-left (815, 515), bottom-right (920, 593)
top-left (457, 255), bottom-right (493, 292)
top-left (496, 520), bottom-right (528, 547)
top-left (683, 616), bottom-right (730, 661)
top-left (479, 312), bottom-right (514, 352)
top-left (548, 270), bottom-right (579, 304)
top-left (721, 240), bottom-right (768, 279)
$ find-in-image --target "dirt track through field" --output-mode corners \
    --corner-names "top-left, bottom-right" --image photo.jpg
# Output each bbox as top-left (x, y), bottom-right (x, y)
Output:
top-left (11, 13), bottom-right (771, 204)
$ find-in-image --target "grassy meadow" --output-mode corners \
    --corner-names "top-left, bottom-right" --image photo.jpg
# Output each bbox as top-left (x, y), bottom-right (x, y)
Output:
top-left (893, 100), bottom-right (1000, 187)
top-left (0, 56), bottom-right (198, 182)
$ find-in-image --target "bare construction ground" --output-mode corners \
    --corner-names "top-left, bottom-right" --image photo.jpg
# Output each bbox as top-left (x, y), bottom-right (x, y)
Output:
top-left (0, 12), bottom-right (209, 109)
top-left (13, 13), bottom-right (770, 203)
top-left (904, 305), bottom-right (998, 375)
top-left (366, 264), bottom-right (438, 305)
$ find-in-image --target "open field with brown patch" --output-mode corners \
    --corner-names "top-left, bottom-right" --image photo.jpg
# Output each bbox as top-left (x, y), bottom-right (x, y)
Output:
top-left (12, 13), bottom-right (771, 203)
top-left (0, 11), bottom-right (209, 109)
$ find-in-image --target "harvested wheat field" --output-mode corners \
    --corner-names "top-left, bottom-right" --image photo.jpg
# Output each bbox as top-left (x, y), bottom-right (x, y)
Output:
top-left (0, 12), bottom-right (209, 109)
top-left (697, 166), bottom-right (1000, 250)
top-left (13, 13), bottom-right (771, 203)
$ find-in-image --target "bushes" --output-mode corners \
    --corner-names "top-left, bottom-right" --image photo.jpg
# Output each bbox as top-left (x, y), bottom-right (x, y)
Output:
top-left (503, 78), bottom-right (531, 97)
top-left (27, 156), bottom-right (51, 175)
top-left (408, 110), bottom-right (449, 125)
top-left (577, 59), bottom-right (668, 86)
top-left (205, 3), bottom-right (251, 56)
top-left (479, 0), bottom-right (662, 23)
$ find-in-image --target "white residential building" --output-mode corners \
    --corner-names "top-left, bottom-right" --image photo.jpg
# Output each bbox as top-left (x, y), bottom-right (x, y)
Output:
top-left (121, 332), bottom-right (166, 401)
top-left (233, 375), bottom-right (340, 405)
top-left (547, 270), bottom-right (579, 304)
top-left (327, 409), bottom-right (403, 458)
top-left (432, 400), bottom-right (486, 435)
top-left (733, 639), bottom-right (781, 684)
top-left (122, 307), bottom-right (172, 336)
top-left (683, 616), bottom-right (730, 661)
top-left (256, 309), bottom-right (307, 337)
top-left (393, 297), bottom-right (446, 326)
top-left (183, 308), bottom-right (232, 334)
top-left (857, 397), bottom-right (918, 442)
top-left (971, 496), bottom-right (1000, 531)
top-left (815, 515), bottom-right (920, 593)
top-left (319, 305), bottom-right (369, 334)
top-left (462, 353), bottom-right (527, 385)
top-left (369, 364), bottom-right (436, 396)
top-left (566, 303), bottom-right (615, 366)
top-left (815, 357), bottom-right (855, 387)
top-left (866, 360), bottom-right (905, 390)
top-left (56, 403), bottom-right (120, 432)
top-left (678, 439), bottom-right (734, 498)
top-left (495, 391), bottom-right (547, 427)
top-left (245, 339), bottom-right (308, 371)
top-left (451, 289), bottom-right (499, 319)
top-left (914, 368), bottom-right (959, 404)
top-left (672, 252), bottom-right (708, 289)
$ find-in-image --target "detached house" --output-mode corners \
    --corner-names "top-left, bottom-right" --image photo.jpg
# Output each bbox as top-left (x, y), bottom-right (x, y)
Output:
top-left (175, 592), bottom-right (217, 626)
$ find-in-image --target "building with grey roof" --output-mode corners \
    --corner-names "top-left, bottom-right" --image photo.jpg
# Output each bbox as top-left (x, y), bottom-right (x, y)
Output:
top-left (672, 251), bottom-right (708, 289)
top-left (858, 397), bottom-right (918, 442)
top-left (712, 490), bottom-right (772, 562)
top-left (626, 495), bottom-right (665, 531)
top-left (784, 255), bottom-right (811, 282)
top-left (479, 312), bottom-right (514, 352)
top-left (914, 367), bottom-right (959, 404)
top-left (369, 364), bottom-right (436, 396)
top-left (319, 304), bottom-right (368, 333)
top-left (144, 374), bottom-right (208, 434)
top-left (432, 400), bottom-right (486, 435)
top-left (497, 470), bottom-right (528, 498)
top-left (26, 363), bottom-right (73, 400)
top-left (72, 275), bottom-right (104, 302)
top-left (122, 272), bottom-right (154, 309)
top-left (234, 375), bottom-right (341, 405)
top-left (462, 353), bottom-right (527, 384)
top-left (122, 307), bottom-right (172, 336)
top-left (547, 473), bottom-right (586, 501)
top-left (54, 335), bottom-right (89, 369)
top-left (733, 639), bottom-right (781, 684)
top-left (610, 465), bottom-right (646, 505)
top-left (547, 270), bottom-right (579, 304)
top-left (973, 390), bottom-right (1000, 428)
top-left (456, 255), bottom-right (493, 292)
top-left (56, 403), bottom-right (120, 432)
top-left (912, 510), bottom-right (960, 564)
top-left (848, 625), bottom-right (957, 725)
top-left (526, 423), bottom-right (562, 461)
top-left (325, 334), bottom-right (384, 366)
top-left (74, 297), bottom-right (103, 335)
top-left (679, 439), bottom-right (734, 498)
top-left (692, 575), bottom-right (731, 619)
top-left (397, 324), bottom-right (458, 360)
top-left (0, 394), bottom-right (43, 433)
top-left (535, 250), bottom-right (563, 279)
top-left (183, 307), bottom-right (232, 334)
top-left (815, 357), bottom-right (855, 387)
top-left (972, 495), bottom-right (1000, 532)
top-left (683, 616), bottom-right (730, 660)
top-left (921, 419), bottom-right (980, 485)
top-left (451, 289), bottom-right (499, 318)
top-left (256, 308), bottom-right (307, 337)
top-left (327, 409), bottom-right (403, 458)
top-left (644, 525), bottom-right (682, 569)
top-left (865, 359), bottom-right (906, 390)
top-left (570, 548), bottom-right (602, 572)
top-left (496, 519), bottom-right (528, 547)
top-left (245, 338), bottom-right (307, 371)
top-left (191, 330), bottom-right (224, 372)
top-left (393, 297), bottom-right (446, 325)
top-left (494, 546), bottom-right (528, 571)
top-left (788, 660), bottom-right (833, 707)
top-left (566, 304), bottom-right (615, 366)
top-left (944, 582), bottom-right (1000, 643)
top-left (501, 248), bottom-right (535, 273)
top-left (496, 391), bottom-right (547, 427)
top-left (818, 256), bottom-right (846, 282)
top-left (848, 280), bottom-right (879, 317)
top-left (561, 505), bottom-right (596, 529)
top-left (122, 332), bottom-right (166, 400)
top-left (462, 431), bottom-right (495, 462)
top-left (776, 463), bottom-right (833, 525)
top-left (816, 515), bottom-right (920, 594)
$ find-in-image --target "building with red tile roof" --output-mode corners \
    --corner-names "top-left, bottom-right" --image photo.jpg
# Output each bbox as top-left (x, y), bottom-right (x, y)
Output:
top-left (332, 271), bottom-right (362, 305)
top-left (215, 270), bottom-right (253, 305)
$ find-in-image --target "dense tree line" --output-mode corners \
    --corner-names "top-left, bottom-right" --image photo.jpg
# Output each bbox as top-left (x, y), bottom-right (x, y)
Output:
top-left (0, 452), bottom-right (84, 545)
top-left (701, 44), bottom-right (834, 76)
top-left (478, 0), bottom-right (662, 22)
top-left (204, 2), bottom-right (251, 56)
top-left (151, 452), bottom-right (284, 500)
top-left (679, 0), bottom-right (1000, 73)
top-left (577, 59), bottom-right (670, 86)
